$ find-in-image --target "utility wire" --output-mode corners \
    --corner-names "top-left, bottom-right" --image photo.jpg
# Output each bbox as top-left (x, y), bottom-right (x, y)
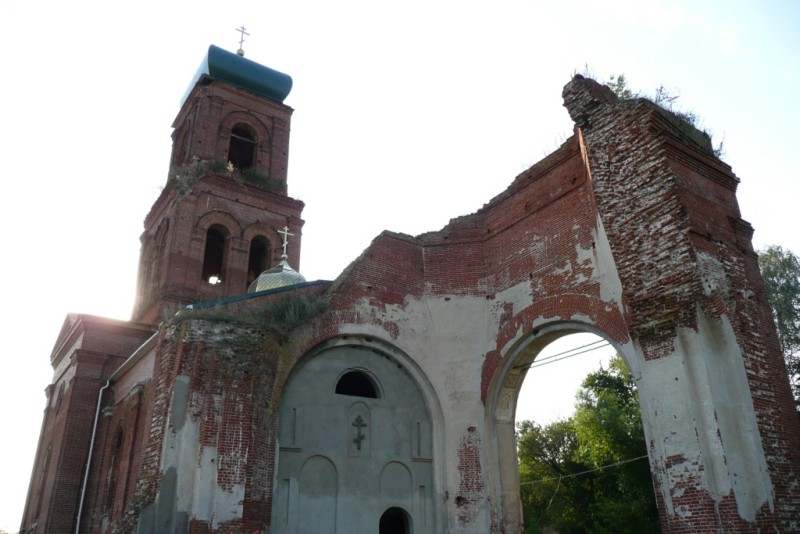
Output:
top-left (520, 454), bottom-right (649, 485)
top-left (531, 339), bottom-right (608, 364)
top-left (514, 340), bottom-right (612, 371)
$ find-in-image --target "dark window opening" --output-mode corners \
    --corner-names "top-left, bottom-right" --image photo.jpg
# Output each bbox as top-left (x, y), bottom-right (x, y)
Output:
top-left (335, 371), bottom-right (379, 398)
top-left (202, 225), bottom-right (228, 284)
top-left (228, 125), bottom-right (257, 170)
top-left (380, 507), bottom-right (410, 534)
top-left (247, 236), bottom-right (271, 288)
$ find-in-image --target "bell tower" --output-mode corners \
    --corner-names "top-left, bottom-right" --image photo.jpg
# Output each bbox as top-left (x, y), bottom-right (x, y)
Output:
top-left (133, 45), bottom-right (304, 323)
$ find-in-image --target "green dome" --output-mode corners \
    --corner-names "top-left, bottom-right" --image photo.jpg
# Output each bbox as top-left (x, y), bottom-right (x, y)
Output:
top-left (181, 45), bottom-right (293, 106)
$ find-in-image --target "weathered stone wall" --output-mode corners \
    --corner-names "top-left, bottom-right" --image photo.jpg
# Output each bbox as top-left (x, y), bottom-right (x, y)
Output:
top-left (308, 133), bottom-right (633, 532)
top-left (563, 75), bottom-right (800, 531)
top-left (115, 319), bottom-right (289, 534)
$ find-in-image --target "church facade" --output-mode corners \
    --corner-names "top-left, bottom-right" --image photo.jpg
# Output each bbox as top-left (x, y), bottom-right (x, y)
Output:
top-left (21, 46), bottom-right (800, 533)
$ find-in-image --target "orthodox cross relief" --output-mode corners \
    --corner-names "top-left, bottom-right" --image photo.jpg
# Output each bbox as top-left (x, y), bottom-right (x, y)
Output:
top-left (348, 403), bottom-right (371, 456)
top-left (352, 415), bottom-right (368, 450)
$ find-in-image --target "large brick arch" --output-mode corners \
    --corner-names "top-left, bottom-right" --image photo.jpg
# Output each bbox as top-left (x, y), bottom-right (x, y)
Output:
top-left (479, 289), bottom-right (633, 533)
top-left (291, 76), bottom-right (800, 531)
top-left (481, 294), bottom-right (630, 405)
top-left (483, 318), bottom-right (630, 533)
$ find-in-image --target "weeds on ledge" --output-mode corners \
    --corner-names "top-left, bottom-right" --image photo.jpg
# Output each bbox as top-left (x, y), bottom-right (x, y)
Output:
top-left (168, 159), bottom-right (282, 195)
top-left (170, 293), bottom-right (327, 336)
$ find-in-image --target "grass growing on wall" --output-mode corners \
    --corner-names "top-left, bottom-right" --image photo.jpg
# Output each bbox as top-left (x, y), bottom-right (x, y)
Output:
top-left (169, 293), bottom-right (327, 337)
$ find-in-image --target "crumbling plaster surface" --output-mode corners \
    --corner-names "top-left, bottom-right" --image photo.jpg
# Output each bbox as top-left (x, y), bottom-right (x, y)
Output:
top-left (637, 307), bottom-right (773, 522)
top-left (333, 177), bottom-right (780, 531)
top-left (333, 211), bottom-right (632, 532)
top-left (158, 375), bottom-right (250, 529)
top-left (559, 74), bottom-right (793, 528)
top-left (344, 294), bottom-right (495, 530)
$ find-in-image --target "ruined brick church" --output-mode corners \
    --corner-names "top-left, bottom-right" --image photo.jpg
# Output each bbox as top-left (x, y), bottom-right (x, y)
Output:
top-left (21, 45), bottom-right (800, 533)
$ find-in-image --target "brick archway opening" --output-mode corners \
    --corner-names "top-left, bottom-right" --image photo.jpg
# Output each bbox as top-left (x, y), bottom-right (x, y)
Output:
top-left (513, 331), bottom-right (660, 532)
top-left (485, 322), bottom-right (656, 533)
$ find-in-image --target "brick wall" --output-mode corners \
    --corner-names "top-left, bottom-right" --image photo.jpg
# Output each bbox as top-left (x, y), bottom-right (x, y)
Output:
top-left (564, 74), bottom-right (800, 531)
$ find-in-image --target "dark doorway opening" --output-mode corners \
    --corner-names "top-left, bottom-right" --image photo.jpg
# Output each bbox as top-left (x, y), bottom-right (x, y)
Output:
top-left (379, 506), bottom-right (410, 534)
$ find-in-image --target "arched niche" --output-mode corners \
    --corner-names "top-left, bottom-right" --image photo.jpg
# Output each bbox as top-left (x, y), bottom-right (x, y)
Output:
top-left (272, 335), bottom-right (443, 533)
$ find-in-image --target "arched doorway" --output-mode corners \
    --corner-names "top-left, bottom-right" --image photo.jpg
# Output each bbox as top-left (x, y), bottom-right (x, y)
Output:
top-left (513, 331), bottom-right (659, 532)
top-left (379, 506), bottom-right (411, 534)
top-left (271, 340), bottom-right (436, 533)
top-left (485, 321), bottom-right (655, 532)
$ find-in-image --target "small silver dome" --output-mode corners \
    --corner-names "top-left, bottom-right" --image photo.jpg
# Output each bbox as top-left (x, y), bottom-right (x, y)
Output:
top-left (248, 258), bottom-right (306, 293)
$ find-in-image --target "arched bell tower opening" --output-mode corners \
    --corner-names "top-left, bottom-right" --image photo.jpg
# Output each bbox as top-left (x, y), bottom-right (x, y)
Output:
top-left (247, 235), bottom-right (272, 289)
top-left (228, 123), bottom-right (257, 171)
top-left (201, 224), bottom-right (229, 284)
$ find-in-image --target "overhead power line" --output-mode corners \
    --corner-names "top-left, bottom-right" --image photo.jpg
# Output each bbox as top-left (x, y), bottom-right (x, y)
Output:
top-left (520, 454), bottom-right (649, 485)
top-left (514, 339), bottom-right (612, 371)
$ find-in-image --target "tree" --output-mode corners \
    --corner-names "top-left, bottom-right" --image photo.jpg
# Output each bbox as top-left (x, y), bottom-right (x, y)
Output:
top-left (758, 245), bottom-right (800, 404)
top-left (517, 356), bottom-right (659, 533)
top-left (607, 74), bottom-right (636, 100)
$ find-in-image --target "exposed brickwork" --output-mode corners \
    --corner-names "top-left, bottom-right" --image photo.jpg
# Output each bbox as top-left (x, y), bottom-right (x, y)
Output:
top-left (456, 425), bottom-right (484, 527)
top-left (564, 75), bottom-right (800, 531)
top-left (482, 294), bottom-right (630, 404)
top-left (24, 65), bottom-right (800, 534)
top-left (133, 76), bottom-right (305, 324)
top-left (104, 320), bottom-right (287, 533)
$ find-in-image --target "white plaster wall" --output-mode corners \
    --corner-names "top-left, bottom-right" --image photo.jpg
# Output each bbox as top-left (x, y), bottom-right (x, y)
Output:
top-left (338, 213), bottom-right (775, 530)
top-left (635, 307), bottom-right (773, 522)
top-left (346, 294), bottom-right (497, 532)
top-left (341, 214), bottom-right (635, 532)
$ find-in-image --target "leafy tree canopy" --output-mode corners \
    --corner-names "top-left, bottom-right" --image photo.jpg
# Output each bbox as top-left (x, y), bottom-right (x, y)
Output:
top-left (759, 245), bottom-right (800, 404)
top-left (517, 356), bottom-right (659, 533)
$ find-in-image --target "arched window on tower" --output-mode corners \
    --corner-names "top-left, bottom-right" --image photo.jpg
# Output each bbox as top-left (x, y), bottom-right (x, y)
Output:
top-left (228, 124), bottom-right (257, 171)
top-left (247, 236), bottom-right (272, 289)
top-left (202, 225), bottom-right (229, 284)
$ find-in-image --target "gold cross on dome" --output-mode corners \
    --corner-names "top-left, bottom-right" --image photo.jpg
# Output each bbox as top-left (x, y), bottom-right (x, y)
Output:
top-left (235, 26), bottom-right (250, 56)
top-left (278, 226), bottom-right (294, 257)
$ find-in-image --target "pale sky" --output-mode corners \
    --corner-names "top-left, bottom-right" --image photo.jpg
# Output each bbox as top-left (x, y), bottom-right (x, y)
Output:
top-left (1, 1), bottom-right (798, 531)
